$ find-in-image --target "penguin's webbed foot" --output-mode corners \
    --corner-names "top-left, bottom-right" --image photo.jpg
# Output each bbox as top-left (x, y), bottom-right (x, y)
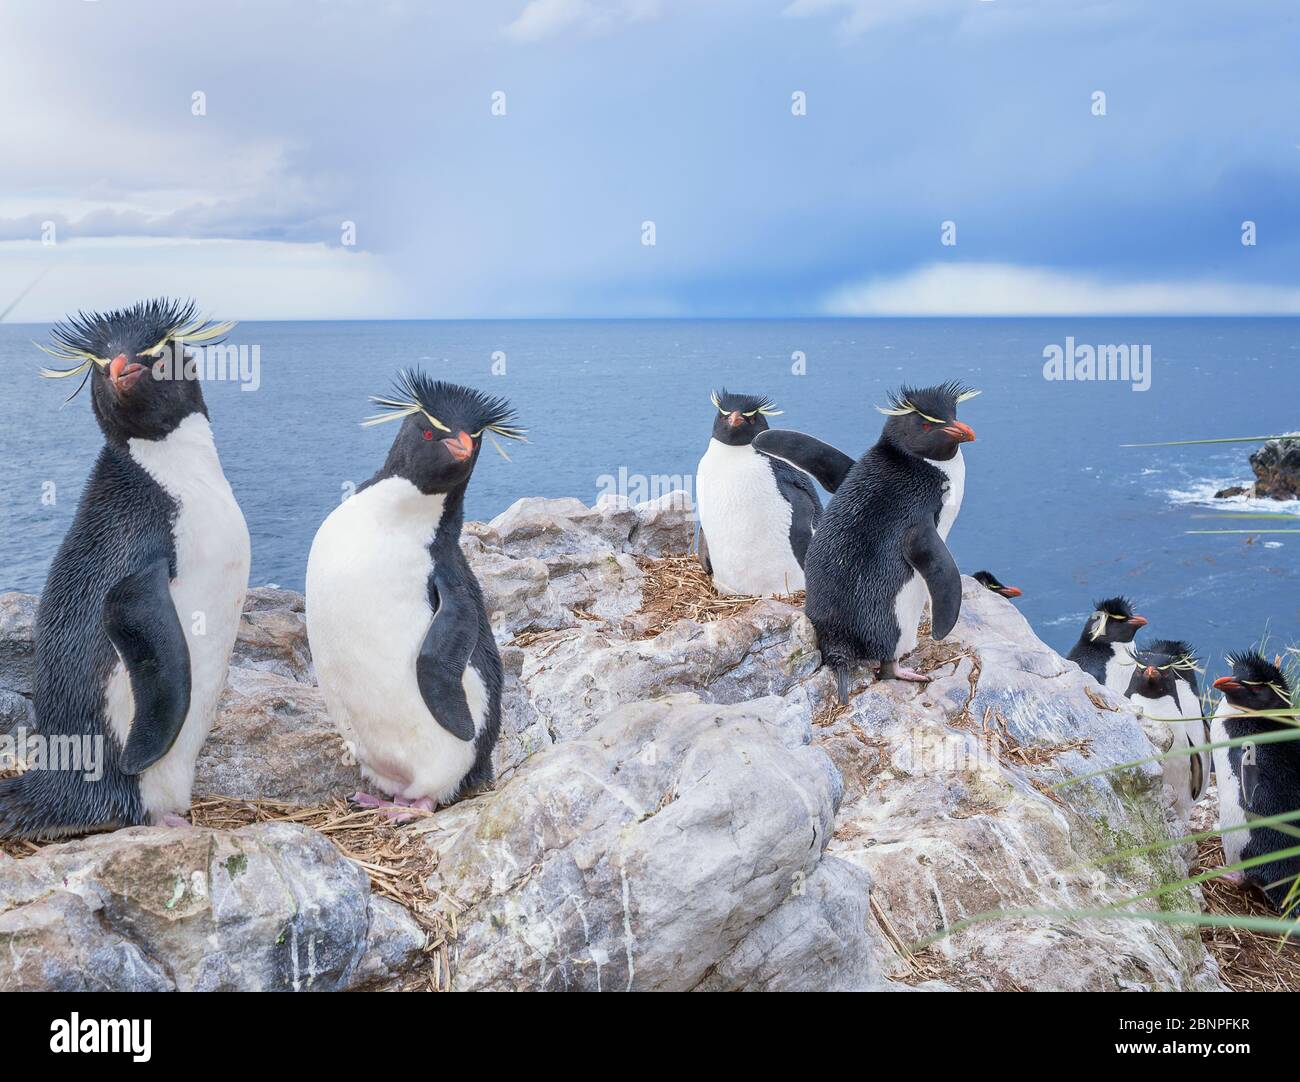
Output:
top-left (1217, 870), bottom-right (1246, 888)
top-left (877, 660), bottom-right (932, 684)
top-left (349, 791), bottom-right (435, 823)
top-left (157, 813), bottom-right (193, 829)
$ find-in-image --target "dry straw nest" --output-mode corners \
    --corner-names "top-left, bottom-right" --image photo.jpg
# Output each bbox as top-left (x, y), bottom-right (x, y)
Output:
top-left (1193, 833), bottom-right (1300, 992)
top-left (634, 553), bottom-right (803, 637)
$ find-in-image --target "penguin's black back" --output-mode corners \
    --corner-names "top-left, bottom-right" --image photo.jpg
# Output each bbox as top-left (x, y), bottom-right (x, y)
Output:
top-left (803, 440), bottom-right (944, 664)
top-left (1, 446), bottom-right (177, 835)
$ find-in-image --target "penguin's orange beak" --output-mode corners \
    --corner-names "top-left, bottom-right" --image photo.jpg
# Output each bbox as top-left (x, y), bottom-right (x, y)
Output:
top-left (107, 352), bottom-right (146, 394)
top-left (943, 421), bottom-right (975, 443)
top-left (442, 431), bottom-right (475, 462)
top-left (1213, 676), bottom-right (1241, 693)
top-left (1128, 615), bottom-right (1148, 628)
top-left (1144, 666), bottom-right (1160, 680)
top-left (999, 586), bottom-right (1022, 598)
top-left (726, 411), bottom-right (744, 428)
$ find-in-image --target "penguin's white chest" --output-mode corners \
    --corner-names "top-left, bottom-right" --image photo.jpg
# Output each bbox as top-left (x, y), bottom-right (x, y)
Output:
top-left (114, 413), bottom-right (250, 819)
top-left (892, 451), bottom-right (966, 659)
top-left (305, 478), bottom-right (485, 804)
top-left (933, 449), bottom-right (965, 541)
top-left (1211, 701), bottom-right (1250, 866)
top-left (1102, 643), bottom-right (1137, 694)
top-left (1137, 690), bottom-right (1202, 819)
top-left (696, 440), bottom-right (803, 596)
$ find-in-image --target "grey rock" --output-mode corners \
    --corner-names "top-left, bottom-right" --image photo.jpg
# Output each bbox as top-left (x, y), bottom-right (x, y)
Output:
top-left (197, 676), bottom-right (361, 803)
top-left (1250, 433), bottom-right (1300, 499)
top-left (0, 593), bottom-right (37, 696)
top-left (0, 823), bottom-right (377, 991)
top-left (422, 693), bottom-right (891, 991)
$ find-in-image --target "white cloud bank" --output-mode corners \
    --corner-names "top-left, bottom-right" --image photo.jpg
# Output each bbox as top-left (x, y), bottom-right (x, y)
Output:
top-left (0, 238), bottom-right (404, 323)
top-left (824, 262), bottom-right (1300, 316)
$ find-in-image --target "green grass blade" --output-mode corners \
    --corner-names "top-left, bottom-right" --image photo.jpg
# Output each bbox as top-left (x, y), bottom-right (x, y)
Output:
top-left (1186, 529), bottom-right (1300, 535)
top-left (1122, 435), bottom-right (1291, 448)
top-left (1091, 809), bottom-right (1300, 867)
top-left (1050, 727), bottom-right (1300, 791)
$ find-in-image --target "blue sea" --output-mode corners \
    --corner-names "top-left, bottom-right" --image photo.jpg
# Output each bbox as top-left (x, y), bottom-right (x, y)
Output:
top-left (2, 318), bottom-right (1296, 671)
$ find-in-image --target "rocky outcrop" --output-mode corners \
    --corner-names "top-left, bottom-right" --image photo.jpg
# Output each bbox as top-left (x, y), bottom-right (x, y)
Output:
top-left (1250, 434), bottom-right (1300, 500)
top-left (1214, 433), bottom-right (1300, 501)
top-left (0, 493), bottom-right (1225, 991)
top-left (0, 822), bottom-right (424, 991)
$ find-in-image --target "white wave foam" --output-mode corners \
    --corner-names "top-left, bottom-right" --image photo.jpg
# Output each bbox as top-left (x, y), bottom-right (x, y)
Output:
top-left (1165, 477), bottom-right (1300, 516)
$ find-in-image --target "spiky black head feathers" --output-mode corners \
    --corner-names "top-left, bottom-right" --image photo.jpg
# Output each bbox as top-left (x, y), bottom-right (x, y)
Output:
top-left (711, 388), bottom-right (780, 417)
top-left (41, 298), bottom-right (234, 395)
top-left (1147, 639), bottom-right (1199, 666)
top-left (1225, 651), bottom-right (1289, 691)
top-left (1094, 596), bottom-right (1135, 619)
top-left (877, 381), bottom-right (980, 421)
top-left (365, 371), bottom-right (525, 443)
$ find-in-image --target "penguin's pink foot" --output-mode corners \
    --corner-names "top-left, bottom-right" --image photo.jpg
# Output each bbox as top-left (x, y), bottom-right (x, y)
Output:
top-left (878, 661), bottom-right (931, 683)
top-left (158, 813), bottom-right (193, 828)
top-left (1218, 870), bottom-right (1246, 887)
top-left (349, 791), bottom-right (434, 822)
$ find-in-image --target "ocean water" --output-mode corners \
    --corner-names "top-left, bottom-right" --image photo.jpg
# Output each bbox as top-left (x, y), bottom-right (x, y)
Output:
top-left (1, 317), bottom-right (1296, 673)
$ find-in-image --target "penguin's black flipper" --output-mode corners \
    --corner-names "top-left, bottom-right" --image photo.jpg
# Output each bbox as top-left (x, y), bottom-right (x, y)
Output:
top-left (753, 430), bottom-right (855, 494)
top-left (904, 523), bottom-right (962, 640)
top-left (417, 566), bottom-right (478, 742)
top-left (104, 558), bottom-right (192, 776)
top-left (768, 458), bottom-right (823, 564)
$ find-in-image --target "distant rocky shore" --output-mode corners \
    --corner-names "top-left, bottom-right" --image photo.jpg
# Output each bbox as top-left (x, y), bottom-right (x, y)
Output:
top-left (1214, 433), bottom-right (1300, 500)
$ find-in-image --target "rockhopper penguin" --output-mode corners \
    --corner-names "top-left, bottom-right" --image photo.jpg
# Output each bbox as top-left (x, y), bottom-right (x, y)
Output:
top-left (755, 382), bottom-right (979, 697)
top-left (1210, 652), bottom-right (1300, 912)
top-left (305, 373), bottom-right (525, 813)
top-left (1066, 597), bottom-right (1147, 693)
top-left (694, 390), bottom-right (822, 596)
top-left (1124, 639), bottom-right (1209, 820)
top-left (972, 570), bottom-right (1021, 600)
top-left (0, 299), bottom-right (250, 838)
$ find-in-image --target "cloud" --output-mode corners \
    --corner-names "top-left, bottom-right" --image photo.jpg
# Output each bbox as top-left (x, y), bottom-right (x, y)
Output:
top-left (0, 238), bottom-right (404, 323)
top-left (824, 263), bottom-right (1300, 316)
top-left (503, 0), bottom-right (661, 42)
top-left (782, 0), bottom-right (968, 36)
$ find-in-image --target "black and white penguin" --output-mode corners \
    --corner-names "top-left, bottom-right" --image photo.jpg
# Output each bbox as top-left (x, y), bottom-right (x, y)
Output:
top-left (756, 382), bottom-right (979, 696)
top-left (305, 372), bottom-right (525, 813)
top-left (694, 390), bottom-right (822, 596)
top-left (1065, 597), bottom-right (1148, 693)
top-left (0, 300), bottom-right (249, 838)
top-left (1210, 652), bottom-right (1299, 911)
top-left (972, 570), bottom-right (1022, 600)
top-left (1125, 640), bottom-right (1209, 819)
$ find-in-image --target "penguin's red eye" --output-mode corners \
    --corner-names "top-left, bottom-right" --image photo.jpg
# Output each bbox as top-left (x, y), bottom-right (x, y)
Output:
top-left (921, 422), bottom-right (932, 430)
top-left (422, 429), bottom-right (434, 441)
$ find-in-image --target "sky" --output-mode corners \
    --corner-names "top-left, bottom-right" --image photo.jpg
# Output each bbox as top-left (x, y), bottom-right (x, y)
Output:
top-left (1, 0), bottom-right (1297, 320)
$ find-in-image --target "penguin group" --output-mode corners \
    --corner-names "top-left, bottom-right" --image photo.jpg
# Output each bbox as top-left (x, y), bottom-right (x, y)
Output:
top-left (1062, 595), bottom-right (1299, 909)
top-left (2, 300), bottom-right (1296, 918)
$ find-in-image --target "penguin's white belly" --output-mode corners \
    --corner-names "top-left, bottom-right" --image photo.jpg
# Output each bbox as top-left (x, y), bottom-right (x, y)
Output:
top-left (893, 574), bottom-right (928, 659)
top-left (1211, 705), bottom-right (1249, 866)
top-left (893, 452), bottom-right (964, 658)
top-left (1140, 693), bottom-right (1197, 819)
top-left (696, 441), bottom-right (803, 596)
top-left (111, 415), bottom-right (251, 820)
top-left (305, 480), bottom-right (483, 804)
top-left (1102, 644), bottom-right (1136, 694)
